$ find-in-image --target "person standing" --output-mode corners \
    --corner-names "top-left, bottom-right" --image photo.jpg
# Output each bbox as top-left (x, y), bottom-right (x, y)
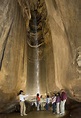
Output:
top-left (36, 93), bottom-right (40, 111)
top-left (56, 92), bottom-right (61, 114)
top-left (52, 93), bottom-right (56, 114)
top-left (45, 95), bottom-right (51, 110)
top-left (40, 95), bottom-right (44, 110)
top-left (18, 90), bottom-right (28, 116)
top-left (60, 89), bottom-right (67, 115)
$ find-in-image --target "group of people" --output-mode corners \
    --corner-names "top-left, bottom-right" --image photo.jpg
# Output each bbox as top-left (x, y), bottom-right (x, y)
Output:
top-left (51, 89), bottom-right (67, 115)
top-left (18, 89), bottom-right (67, 116)
top-left (36, 89), bottom-right (67, 115)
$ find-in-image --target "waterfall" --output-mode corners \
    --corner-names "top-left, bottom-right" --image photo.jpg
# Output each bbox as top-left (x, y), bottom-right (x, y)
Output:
top-left (27, 7), bottom-right (46, 97)
top-left (34, 10), bottom-right (40, 94)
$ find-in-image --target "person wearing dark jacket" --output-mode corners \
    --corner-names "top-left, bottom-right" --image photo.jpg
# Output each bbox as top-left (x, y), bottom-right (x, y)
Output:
top-left (60, 89), bottom-right (67, 115)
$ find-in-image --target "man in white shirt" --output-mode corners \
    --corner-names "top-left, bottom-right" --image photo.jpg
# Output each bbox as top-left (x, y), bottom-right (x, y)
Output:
top-left (18, 90), bottom-right (28, 116)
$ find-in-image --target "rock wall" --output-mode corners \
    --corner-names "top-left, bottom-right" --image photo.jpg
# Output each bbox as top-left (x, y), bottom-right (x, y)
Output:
top-left (0, 0), bottom-right (27, 112)
top-left (45, 0), bottom-right (81, 101)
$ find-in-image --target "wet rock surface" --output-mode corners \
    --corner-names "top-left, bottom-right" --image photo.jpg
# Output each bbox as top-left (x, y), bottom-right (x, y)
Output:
top-left (64, 98), bottom-right (81, 118)
top-left (69, 107), bottom-right (81, 118)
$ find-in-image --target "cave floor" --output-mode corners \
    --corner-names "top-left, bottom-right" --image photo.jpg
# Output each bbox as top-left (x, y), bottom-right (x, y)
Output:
top-left (2, 111), bottom-right (68, 118)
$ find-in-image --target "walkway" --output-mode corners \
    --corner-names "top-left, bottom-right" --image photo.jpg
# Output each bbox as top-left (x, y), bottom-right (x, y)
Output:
top-left (5, 111), bottom-right (68, 118)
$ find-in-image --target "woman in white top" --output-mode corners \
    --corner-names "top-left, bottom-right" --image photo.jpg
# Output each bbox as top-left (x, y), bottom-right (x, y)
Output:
top-left (18, 90), bottom-right (28, 116)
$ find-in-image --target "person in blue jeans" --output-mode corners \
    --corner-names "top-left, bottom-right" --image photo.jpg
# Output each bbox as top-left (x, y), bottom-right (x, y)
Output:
top-left (46, 95), bottom-right (50, 110)
top-left (52, 93), bottom-right (56, 114)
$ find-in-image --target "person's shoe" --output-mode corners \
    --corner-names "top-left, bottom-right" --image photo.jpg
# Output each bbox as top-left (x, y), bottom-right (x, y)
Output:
top-left (53, 112), bottom-right (55, 114)
top-left (60, 113), bottom-right (63, 115)
top-left (37, 109), bottom-right (39, 111)
top-left (60, 113), bottom-right (65, 115)
top-left (21, 114), bottom-right (23, 116)
top-left (57, 113), bottom-right (60, 114)
top-left (24, 113), bottom-right (27, 116)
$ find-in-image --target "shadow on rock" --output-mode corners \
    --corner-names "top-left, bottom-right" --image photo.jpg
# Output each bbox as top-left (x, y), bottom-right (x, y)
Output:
top-left (65, 98), bottom-right (81, 118)
top-left (0, 114), bottom-right (8, 118)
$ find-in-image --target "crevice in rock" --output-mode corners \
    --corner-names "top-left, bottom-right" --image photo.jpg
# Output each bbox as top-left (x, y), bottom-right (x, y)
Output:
top-left (0, 19), bottom-right (13, 70)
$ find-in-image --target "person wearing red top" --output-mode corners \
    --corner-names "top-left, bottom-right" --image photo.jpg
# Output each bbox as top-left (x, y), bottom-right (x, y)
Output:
top-left (36, 93), bottom-right (40, 111)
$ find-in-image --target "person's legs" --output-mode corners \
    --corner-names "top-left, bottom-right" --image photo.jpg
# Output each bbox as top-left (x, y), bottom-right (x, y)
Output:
top-left (46, 103), bottom-right (49, 110)
top-left (62, 100), bottom-right (66, 114)
top-left (23, 102), bottom-right (27, 115)
top-left (37, 103), bottom-right (40, 111)
top-left (60, 101), bottom-right (63, 114)
top-left (54, 103), bottom-right (56, 113)
top-left (56, 103), bottom-right (60, 114)
top-left (41, 102), bottom-right (43, 110)
top-left (20, 102), bottom-right (24, 116)
top-left (52, 103), bottom-right (54, 112)
top-left (53, 103), bottom-right (56, 113)
top-left (60, 100), bottom-right (66, 114)
top-left (39, 104), bottom-right (41, 110)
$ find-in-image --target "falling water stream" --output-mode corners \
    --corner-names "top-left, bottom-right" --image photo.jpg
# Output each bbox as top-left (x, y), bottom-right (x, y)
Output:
top-left (26, 10), bottom-right (42, 97)
top-left (34, 10), bottom-right (40, 94)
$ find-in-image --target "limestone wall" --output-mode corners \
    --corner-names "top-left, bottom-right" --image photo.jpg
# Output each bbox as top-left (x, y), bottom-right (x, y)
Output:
top-left (0, 0), bottom-right (27, 112)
